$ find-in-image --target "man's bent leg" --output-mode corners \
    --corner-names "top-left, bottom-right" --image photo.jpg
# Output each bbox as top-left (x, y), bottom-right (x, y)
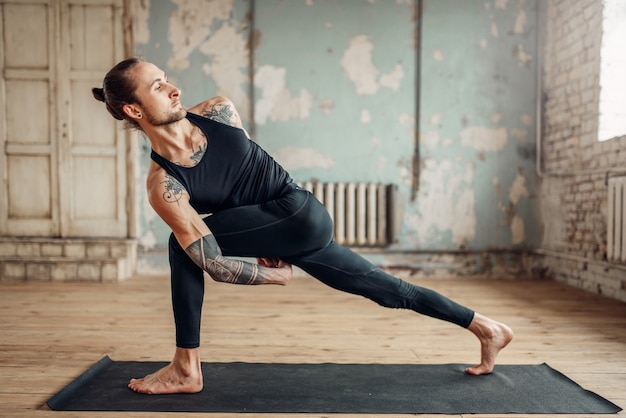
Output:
top-left (128, 235), bottom-right (205, 395)
top-left (169, 233), bottom-right (204, 348)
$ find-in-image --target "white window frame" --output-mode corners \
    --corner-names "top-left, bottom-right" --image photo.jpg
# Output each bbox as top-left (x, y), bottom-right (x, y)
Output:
top-left (598, 0), bottom-right (626, 142)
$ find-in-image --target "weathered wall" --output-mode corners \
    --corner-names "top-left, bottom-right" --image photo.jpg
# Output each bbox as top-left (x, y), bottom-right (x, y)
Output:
top-left (133, 0), bottom-right (539, 277)
top-left (417, 0), bottom-right (537, 253)
top-left (537, 0), bottom-right (626, 302)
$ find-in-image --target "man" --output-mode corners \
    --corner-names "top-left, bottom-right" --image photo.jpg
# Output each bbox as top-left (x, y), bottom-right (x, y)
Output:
top-left (93, 58), bottom-right (513, 395)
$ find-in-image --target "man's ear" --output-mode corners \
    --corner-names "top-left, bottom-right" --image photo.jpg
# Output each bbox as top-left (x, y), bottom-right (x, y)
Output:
top-left (123, 103), bottom-right (143, 120)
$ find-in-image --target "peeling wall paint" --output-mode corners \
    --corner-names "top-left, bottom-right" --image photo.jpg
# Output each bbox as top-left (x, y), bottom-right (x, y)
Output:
top-left (272, 146), bottom-right (335, 171)
top-left (460, 126), bottom-right (508, 152)
top-left (137, 0), bottom-right (252, 117)
top-left (254, 65), bottom-right (313, 124)
top-left (166, 0), bottom-right (238, 70)
top-left (411, 158), bottom-right (477, 248)
top-left (418, 0), bottom-right (538, 251)
top-left (133, 0), bottom-right (538, 269)
top-left (340, 35), bottom-right (405, 95)
top-left (254, 0), bottom-right (416, 187)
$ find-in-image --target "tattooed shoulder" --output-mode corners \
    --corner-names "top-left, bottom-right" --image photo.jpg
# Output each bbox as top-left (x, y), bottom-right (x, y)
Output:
top-left (201, 101), bottom-right (238, 127)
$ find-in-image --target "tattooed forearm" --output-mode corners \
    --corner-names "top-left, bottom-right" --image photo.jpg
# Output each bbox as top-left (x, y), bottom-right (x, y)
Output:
top-left (184, 234), bottom-right (277, 285)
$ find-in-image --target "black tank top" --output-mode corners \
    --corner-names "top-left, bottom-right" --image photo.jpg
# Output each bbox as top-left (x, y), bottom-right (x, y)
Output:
top-left (150, 112), bottom-right (293, 213)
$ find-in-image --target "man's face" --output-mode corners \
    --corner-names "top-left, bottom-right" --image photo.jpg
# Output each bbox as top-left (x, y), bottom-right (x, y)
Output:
top-left (130, 62), bottom-right (186, 126)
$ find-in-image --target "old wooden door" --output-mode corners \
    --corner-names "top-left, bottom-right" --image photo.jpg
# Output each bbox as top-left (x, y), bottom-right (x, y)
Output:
top-left (0, 0), bottom-right (129, 238)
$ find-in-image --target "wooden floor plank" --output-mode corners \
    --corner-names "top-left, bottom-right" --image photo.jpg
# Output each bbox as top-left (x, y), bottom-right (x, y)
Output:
top-left (0, 273), bottom-right (624, 418)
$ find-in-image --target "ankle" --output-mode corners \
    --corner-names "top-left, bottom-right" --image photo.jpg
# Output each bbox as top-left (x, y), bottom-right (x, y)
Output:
top-left (469, 313), bottom-right (496, 338)
top-left (173, 347), bottom-right (201, 374)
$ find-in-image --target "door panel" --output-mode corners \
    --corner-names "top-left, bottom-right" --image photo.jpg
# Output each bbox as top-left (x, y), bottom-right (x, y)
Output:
top-left (72, 156), bottom-right (118, 220)
top-left (0, 1), bottom-right (57, 236)
top-left (2, 3), bottom-right (49, 68)
top-left (70, 4), bottom-right (116, 70)
top-left (71, 79), bottom-right (116, 146)
top-left (60, 0), bottom-right (126, 237)
top-left (0, 0), bottom-right (127, 238)
top-left (6, 80), bottom-right (51, 144)
top-left (7, 156), bottom-right (51, 219)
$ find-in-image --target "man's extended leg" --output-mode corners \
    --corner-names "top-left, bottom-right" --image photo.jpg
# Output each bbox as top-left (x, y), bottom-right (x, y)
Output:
top-left (284, 242), bottom-right (475, 327)
top-left (283, 241), bottom-right (513, 374)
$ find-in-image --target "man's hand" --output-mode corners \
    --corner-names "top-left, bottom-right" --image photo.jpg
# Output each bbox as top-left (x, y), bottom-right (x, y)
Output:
top-left (185, 234), bottom-right (292, 286)
top-left (257, 257), bottom-right (280, 267)
top-left (257, 258), bottom-right (292, 285)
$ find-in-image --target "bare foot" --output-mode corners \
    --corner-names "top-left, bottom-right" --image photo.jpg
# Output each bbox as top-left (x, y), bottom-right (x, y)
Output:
top-left (128, 347), bottom-right (203, 394)
top-left (465, 312), bottom-right (513, 375)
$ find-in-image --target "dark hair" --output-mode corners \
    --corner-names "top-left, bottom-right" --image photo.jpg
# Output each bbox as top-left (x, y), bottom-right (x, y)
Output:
top-left (92, 57), bottom-right (143, 130)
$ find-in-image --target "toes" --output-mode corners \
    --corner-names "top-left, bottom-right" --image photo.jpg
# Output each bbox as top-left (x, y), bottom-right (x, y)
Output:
top-left (465, 364), bottom-right (491, 375)
top-left (465, 365), bottom-right (479, 375)
top-left (128, 378), bottom-right (146, 392)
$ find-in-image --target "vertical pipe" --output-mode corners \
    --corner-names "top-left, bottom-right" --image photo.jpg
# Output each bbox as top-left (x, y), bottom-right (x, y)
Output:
top-left (618, 177), bottom-right (626, 264)
top-left (248, 0), bottom-right (256, 139)
top-left (411, 0), bottom-right (423, 201)
top-left (535, 0), bottom-right (544, 178)
top-left (608, 179), bottom-right (615, 261)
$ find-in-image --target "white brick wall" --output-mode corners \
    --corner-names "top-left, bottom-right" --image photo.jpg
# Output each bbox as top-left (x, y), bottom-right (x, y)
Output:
top-left (0, 238), bottom-right (137, 282)
top-left (539, 0), bottom-right (626, 302)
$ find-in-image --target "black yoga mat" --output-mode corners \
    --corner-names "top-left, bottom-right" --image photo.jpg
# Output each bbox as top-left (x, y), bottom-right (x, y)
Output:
top-left (47, 356), bottom-right (621, 414)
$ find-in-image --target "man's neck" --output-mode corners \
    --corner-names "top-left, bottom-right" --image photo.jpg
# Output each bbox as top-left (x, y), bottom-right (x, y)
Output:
top-left (145, 115), bottom-right (195, 158)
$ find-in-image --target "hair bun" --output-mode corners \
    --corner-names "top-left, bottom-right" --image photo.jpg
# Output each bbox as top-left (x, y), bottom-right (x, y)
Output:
top-left (92, 87), bottom-right (105, 102)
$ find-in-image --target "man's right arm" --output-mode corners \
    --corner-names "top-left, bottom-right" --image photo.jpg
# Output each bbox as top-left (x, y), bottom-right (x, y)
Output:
top-left (185, 234), bottom-right (291, 285)
top-left (147, 165), bottom-right (291, 285)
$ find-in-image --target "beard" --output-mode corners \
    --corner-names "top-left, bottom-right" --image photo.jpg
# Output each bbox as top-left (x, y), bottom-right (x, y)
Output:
top-left (144, 107), bottom-right (187, 126)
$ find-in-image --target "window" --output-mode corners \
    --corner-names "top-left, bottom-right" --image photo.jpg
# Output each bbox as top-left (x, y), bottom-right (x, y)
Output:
top-left (598, 0), bottom-right (626, 142)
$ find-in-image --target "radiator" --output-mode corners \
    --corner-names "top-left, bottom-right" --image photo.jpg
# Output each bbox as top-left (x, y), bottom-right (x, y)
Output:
top-left (297, 181), bottom-right (396, 246)
top-left (607, 177), bottom-right (626, 263)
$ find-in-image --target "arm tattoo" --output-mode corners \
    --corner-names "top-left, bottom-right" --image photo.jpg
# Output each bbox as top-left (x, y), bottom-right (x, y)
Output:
top-left (185, 234), bottom-right (273, 285)
top-left (202, 103), bottom-right (238, 126)
top-left (162, 174), bottom-right (185, 205)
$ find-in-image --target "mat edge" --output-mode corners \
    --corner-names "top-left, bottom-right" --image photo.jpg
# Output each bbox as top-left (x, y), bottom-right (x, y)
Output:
top-left (46, 355), bottom-right (113, 411)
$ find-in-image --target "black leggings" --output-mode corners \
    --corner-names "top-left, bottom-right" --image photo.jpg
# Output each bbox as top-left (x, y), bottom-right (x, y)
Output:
top-left (169, 186), bottom-right (475, 348)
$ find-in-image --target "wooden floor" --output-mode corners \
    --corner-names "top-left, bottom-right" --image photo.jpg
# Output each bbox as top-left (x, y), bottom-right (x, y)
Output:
top-left (1, 272), bottom-right (625, 418)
